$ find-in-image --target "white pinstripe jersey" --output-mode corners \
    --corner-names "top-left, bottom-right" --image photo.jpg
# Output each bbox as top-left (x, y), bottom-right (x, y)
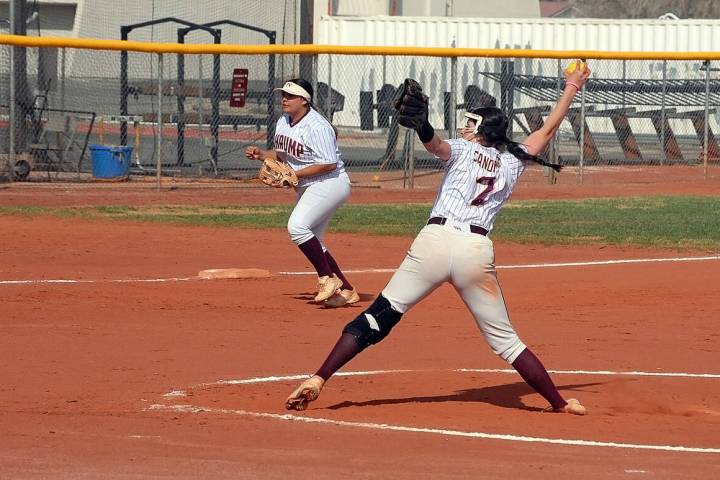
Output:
top-left (429, 139), bottom-right (527, 233)
top-left (273, 108), bottom-right (346, 188)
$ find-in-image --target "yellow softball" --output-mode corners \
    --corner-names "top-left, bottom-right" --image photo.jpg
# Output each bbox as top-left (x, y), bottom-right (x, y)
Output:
top-left (565, 60), bottom-right (587, 75)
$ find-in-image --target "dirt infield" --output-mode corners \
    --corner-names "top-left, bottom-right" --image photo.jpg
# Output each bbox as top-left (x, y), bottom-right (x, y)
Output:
top-left (1, 179), bottom-right (719, 478)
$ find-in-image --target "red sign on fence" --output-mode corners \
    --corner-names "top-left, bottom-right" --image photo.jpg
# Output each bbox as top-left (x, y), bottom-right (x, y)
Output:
top-left (230, 68), bottom-right (249, 107)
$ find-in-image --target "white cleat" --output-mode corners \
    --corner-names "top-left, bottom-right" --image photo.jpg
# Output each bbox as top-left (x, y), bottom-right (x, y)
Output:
top-left (559, 398), bottom-right (587, 415)
top-left (314, 274), bottom-right (343, 303)
top-left (324, 288), bottom-right (360, 308)
top-left (285, 375), bottom-right (325, 411)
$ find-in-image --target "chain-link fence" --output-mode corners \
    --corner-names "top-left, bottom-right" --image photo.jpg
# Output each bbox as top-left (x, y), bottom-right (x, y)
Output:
top-left (2, 40), bottom-right (720, 185)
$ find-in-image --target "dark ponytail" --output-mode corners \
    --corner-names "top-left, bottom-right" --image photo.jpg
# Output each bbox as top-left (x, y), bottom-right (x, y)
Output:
top-left (474, 107), bottom-right (563, 172)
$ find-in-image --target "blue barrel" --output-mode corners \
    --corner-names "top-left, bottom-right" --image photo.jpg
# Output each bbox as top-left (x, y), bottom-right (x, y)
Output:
top-left (89, 145), bottom-right (132, 180)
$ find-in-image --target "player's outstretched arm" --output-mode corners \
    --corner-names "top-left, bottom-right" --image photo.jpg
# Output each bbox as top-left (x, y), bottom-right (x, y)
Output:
top-left (422, 133), bottom-right (451, 161)
top-left (523, 60), bottom-right (591, 157)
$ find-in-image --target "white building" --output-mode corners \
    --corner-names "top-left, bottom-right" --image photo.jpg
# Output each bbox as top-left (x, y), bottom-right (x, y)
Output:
top-left (0, 0), bottom-right (542, 40)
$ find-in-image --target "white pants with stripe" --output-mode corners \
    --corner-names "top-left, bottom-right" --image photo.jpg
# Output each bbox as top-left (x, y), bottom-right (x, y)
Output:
top-left (287, 173), bottom-right (351, 246)
top-left (382, 221), bottom-right (527, 363)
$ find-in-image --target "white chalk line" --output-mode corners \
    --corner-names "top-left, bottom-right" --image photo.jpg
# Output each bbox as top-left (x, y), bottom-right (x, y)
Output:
top-left (147, 404), bottom-right (720, 454)
top-left (3, 255), bottom-right (720, 285)
top-left (280, 255), bottom-right (720, 275)
top-left (0, 277), bottom-right (195, 285)
top-left (458, 368), bottom-right (720, 379)
top-left (201, 368), bottom-right (720, 388)
top-left (154, 368), bottom-right (720, 454)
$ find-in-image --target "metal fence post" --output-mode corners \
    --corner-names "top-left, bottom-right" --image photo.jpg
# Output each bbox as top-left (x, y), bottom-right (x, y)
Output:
top-left (621, 59), bottom-right (627, 109)
top-left (326, 54), bottom-right (333, 118)
top-left (267, 37), bottom-right (276, 149)
top-left (211, 40), bottom-right (220, 173)
top-left (500, 59), bottom-right (515, 140)
top-left (312, 54), bottom-right (318, 109)
top-left (449, 56), bottom-right (457, 138)
top-left (382, 54), bottom-right (386, 86)
top-left (8, 47), bottom-right (15, 181)
top-left (60, 47), bottom-right (68, 131)
top-left (579, 82), bottom-right (586, 184)
top-left (176, 32), bottom-right (186, 168)
top-left (402, 128), bottom-right (415, 189)
top-left (198, 55), bottom-right (205, 144)
top-left (660, 60), bottom-right (667, 165)
top-left (547, 58), bottom-right (562, 185)
top-left (7, 0), bottom-right (15, 181)
top-left (704, 60), bottom-right (710, 179)
top-left (407, 129), bottom-right (415, 189)
top-left (156, 52), bottom-right (163, 189)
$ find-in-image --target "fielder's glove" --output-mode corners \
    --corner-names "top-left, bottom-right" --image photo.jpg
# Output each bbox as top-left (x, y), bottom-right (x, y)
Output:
top-left (394, 78), bottom-right (434, 142)
top-left (258, 158), bottom-right (299, 188)
top-left (394, 78), bottom-right (429, 130)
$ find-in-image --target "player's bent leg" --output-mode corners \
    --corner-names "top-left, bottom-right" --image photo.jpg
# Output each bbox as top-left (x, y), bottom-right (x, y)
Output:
top-left (512, 348), bottom-right (587, 416)
top-left (284, 294), bottom-right (404, 410)
top-left (455, 284), bottom-right (527, 363)
top-left (294, 236), bottom-right (340, 301)
top-left (324, 250), bottom-right (357, 307)
top-left (342, 294), bottom-right (404, 349)
top-left (325, 250), bottom-right (353, 291)
top-left (290, 177), bottom-right (349, 246)
top-left (287, 220), bottom-right (312, 245)
top-left (453, 257), bottom-right (586, 414)
top-left (288, 209), bottom-right (340, 298)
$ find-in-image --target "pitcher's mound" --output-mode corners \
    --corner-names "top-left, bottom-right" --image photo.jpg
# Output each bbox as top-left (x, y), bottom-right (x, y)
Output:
top-left (198, 268), bottom-right (272, 279)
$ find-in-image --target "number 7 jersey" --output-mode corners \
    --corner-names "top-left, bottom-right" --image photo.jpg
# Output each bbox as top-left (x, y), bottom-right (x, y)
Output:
top-left (429, 139), bottom-right (527, 234)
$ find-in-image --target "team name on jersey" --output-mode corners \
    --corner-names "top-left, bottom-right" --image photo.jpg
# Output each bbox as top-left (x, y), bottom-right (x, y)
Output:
top-left (473, 149), bottom-right (500, 172)
top-left (274, 134), bottom-right (304, 157)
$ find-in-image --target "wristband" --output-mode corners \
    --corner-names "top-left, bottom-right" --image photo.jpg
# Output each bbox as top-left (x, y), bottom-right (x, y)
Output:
top-left (566, 81), bottom-right (581, 91)
top-left (417, 121), bottom-right (435, 143)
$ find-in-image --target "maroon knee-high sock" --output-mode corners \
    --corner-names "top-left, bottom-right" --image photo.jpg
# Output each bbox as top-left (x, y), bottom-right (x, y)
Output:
top-left (511, 348), bottom-right (566, 410)
top-left (325, 250), bottom-right (353, 290)
top-left (315, 333), bottom-right (364, 381)
top-left (297, 237), bottom-right (333, 277)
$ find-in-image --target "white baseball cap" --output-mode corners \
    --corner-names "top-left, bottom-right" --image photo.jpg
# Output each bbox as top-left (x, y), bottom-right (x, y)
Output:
top-left (273, 81), bottom-right (312, 101)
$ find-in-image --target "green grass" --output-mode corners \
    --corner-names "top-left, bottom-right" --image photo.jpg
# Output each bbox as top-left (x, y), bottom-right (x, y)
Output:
top-left (2, 195), bottom-right (720, 250)
top-left (495, 196), bottom-right (720, 249)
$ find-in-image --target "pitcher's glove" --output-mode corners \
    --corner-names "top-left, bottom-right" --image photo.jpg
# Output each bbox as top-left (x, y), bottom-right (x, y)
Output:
top-left (259, 158), bottom-right (298, 188)
top-left (394, 78), bottom-right (429, 130)
top-left (394, 78), bottom-right (434, 142)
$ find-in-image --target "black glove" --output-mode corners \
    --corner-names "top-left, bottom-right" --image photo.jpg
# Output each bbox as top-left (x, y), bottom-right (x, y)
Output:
top-left (394, 78), bottom-right (434, 142)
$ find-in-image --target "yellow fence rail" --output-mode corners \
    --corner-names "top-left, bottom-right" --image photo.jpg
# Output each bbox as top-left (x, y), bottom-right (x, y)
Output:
top-left (2, 34), bottom-right (720, 60)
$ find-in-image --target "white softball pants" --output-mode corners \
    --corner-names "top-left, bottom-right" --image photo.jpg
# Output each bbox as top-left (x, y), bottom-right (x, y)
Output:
top-left (382, 221), bottom-right (527, 363)
top-left (287, 173), bottom-right (351, 246)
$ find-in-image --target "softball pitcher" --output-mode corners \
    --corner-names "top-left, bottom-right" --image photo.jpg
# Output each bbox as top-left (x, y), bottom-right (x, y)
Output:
top-left (245, 78), bottom-right (357, 307)
top-left (286, 62), bottom-right (592, 414)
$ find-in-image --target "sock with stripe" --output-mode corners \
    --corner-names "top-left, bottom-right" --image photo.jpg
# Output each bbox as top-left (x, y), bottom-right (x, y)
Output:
top-left (511, 348), bottom-right (567, 410)
top-left (297, 237), bottom-right (333, 278)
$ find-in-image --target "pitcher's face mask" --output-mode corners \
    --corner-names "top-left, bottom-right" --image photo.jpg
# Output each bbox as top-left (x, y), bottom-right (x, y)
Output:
top-left (464, 111), bottom-right (484, 134)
